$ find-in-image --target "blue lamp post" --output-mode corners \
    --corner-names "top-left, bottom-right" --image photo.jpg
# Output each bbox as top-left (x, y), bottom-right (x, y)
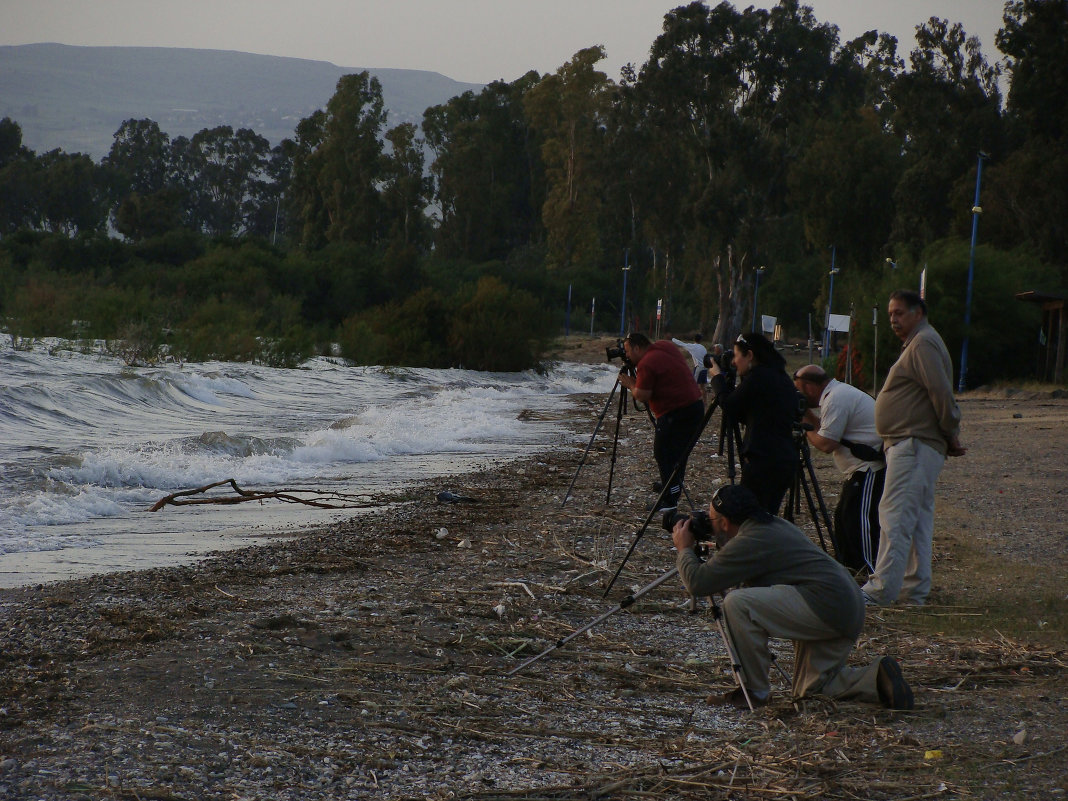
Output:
top-left (751, 266), bottom-right (766, 332)
top-left (619, 248), bottom-right (630, 338)
top-left (822, 246), bottom-right (838, 357)
top-left (958, 152), bottom-right (987, 392)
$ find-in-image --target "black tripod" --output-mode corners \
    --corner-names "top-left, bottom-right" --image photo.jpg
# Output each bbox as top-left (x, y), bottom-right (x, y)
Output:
top-left (560, 369), bottom-right (634, 509)
top-left (782, 424), bottom-right (839, 557)
top-left (602, 394), bottom-right (729, 596)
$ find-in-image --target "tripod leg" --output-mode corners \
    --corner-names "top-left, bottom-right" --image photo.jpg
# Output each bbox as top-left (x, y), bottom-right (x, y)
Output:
top-left (604, 382), bottom-right (630, 506)
top-left (799, 443), bottom-right (839, 555)
top-left (506, 567), bottom-right (681, 677)
top-left (561, 378), bottom-right (621, 508)
top-left (604, 398), bottom-right (720, 596)
top-left (710, 599), bottom-right (755, 712)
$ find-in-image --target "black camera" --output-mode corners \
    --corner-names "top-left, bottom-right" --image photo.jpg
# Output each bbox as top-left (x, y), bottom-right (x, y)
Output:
top-left (605, 339), bottom-right (627, 362)
top-left (662, 509), bottom-right (714, 542)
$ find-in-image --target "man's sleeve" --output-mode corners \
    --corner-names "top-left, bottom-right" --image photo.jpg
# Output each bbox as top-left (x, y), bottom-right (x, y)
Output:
top-left (816, 394), bottom-right (846, 443)
top-left (915, 339), bottom-right (961, 439)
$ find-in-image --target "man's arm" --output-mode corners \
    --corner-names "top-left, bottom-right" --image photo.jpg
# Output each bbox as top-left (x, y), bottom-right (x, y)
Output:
top-left (617, 370), bottom-right (653, 404)
top-left (914, 338), bottom-right (966, 456)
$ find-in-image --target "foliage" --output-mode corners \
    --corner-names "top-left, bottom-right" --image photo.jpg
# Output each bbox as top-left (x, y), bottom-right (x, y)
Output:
top-left (448, 276), bottom-right (554, 371)
top-left (2, 1), bottom-right (1066, 378)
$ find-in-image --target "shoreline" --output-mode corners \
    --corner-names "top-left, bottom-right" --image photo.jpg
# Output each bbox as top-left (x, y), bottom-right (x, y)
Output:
top-left (1, 390), bottom-right (1065, 800)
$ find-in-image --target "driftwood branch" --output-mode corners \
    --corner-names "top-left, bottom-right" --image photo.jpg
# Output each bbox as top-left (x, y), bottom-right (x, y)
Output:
top-left (149, 478), bottom-right (377, 512)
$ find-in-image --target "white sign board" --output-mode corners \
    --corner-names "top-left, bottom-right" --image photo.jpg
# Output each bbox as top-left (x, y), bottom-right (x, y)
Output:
top-left (828, 313), bottom-right (852, 333)
top-left (760, 315), bottom-right (776, 335)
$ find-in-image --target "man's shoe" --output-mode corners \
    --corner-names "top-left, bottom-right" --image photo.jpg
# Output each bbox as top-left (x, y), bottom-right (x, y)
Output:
top-left (876, 656), bottom-right (914, 710)
top-left (862, 590), bottom-right (881, 607)
top-left (706, 687), bottom-right (768, 710)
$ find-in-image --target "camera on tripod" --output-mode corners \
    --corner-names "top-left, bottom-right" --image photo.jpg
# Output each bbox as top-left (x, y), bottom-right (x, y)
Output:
top-left (661, 509), bottom-right (714, 542)
top-left (606, 338), bottom-right (634, 369)
top-left (705, 350), bottom-right (736, 385)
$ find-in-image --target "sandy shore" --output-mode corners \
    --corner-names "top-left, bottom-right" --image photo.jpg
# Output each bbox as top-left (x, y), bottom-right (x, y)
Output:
top-left (1, 382), bottom-right (1065, 800)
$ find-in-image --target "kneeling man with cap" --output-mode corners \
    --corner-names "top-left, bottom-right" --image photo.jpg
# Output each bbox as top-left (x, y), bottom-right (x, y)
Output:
top-left (671, 484), bottom-right (914, 710)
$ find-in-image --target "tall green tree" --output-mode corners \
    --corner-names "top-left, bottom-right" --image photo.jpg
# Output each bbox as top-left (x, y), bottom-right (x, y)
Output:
top-left (989, 0), bottom-right (1068, 270)
top-left (381, 122), bottom-right (432, 250)
top-left (184, 126), bottom-right (273, 237)
top-left (524, 47), bottom-right (614, 275)
top-left (423, 73), bottom-right (544, 261)
top-left (887, 17), bottom-right (1003, 256)
top-left (37, 150), bottom-right (109, 236)
top-left (635, 1), bottom-right (841, 344)
top-left (290, 73), bottom-right (388, 249)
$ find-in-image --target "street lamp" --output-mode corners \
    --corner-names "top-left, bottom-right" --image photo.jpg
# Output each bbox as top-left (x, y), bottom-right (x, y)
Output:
top-left (822, 245), bottom-right (838, 357)
top-left (958, 152), bottom-right (988, 392)
top-left (751, 266), bottom-right (766, 332)
top-left (619, 248), bottom-right (630, 337)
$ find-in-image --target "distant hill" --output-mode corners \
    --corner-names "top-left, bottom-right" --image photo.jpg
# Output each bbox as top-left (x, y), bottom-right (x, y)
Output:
top-left (0, 43), bottom-right (484, 160)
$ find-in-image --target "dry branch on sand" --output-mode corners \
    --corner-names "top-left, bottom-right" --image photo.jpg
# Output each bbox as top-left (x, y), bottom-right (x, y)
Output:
top-left (149, 478), bottom-right (378, 511)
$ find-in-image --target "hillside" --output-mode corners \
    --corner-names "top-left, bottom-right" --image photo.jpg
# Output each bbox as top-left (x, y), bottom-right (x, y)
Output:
top-left (0, 43), bottom-right (484, 160)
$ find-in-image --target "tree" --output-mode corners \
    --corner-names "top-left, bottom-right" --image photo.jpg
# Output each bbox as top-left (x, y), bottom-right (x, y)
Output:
top-left (423, 74), bottom-right (544, 261)
top-left (290, 73), bottom-right (389, 248)
top-left (104, 119), bottom-right (172, 195)
top-left (991, 0), bottom-right (1068, 269)
top-left (381, 122), bottom-right (432, 250)
top-left (634, 1), bottom-right (842, 345)
top-left (887, 18), bottom-right (1003, 256)
top-left (183, 126), bottom-right (273, 237)
top-left (524, 47), bottom-right (614, 275)
top-left (37, 150), bottom-right (109, 236)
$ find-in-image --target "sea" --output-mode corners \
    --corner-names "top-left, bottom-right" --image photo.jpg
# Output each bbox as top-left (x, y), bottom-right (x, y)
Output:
top-left (0, 337), bottom-right (616, 588)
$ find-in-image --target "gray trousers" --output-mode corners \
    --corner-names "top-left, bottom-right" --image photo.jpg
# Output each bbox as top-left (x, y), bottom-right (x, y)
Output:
top-left (722, 585), bottom-right (881, 702)
top-left (862, 437), bottom-right (945, 605)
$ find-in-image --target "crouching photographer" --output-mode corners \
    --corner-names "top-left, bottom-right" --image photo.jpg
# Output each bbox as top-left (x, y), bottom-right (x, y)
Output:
top-left (617, 333), bottom-right (704, 511)
top-left (671, 484), bottom-right (915, 710)
top-left (707, 332), bottom-right (800, 514)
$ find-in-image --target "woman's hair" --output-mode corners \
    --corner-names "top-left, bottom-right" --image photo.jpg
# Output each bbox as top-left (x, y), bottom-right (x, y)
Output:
top-left (733, 331), bottom-right (785, 368)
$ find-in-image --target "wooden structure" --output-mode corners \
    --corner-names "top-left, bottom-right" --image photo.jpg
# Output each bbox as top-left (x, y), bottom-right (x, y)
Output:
top-left (1016, 290), bottom-right (1066, 383)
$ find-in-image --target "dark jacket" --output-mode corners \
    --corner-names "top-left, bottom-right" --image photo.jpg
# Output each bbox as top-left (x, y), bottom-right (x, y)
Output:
top-left (711, 363), bottom-right (799, 467)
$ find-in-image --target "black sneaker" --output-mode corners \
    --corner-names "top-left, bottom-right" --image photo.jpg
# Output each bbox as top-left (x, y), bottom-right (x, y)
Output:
top-left (876, 656), bottom-right (914, 710)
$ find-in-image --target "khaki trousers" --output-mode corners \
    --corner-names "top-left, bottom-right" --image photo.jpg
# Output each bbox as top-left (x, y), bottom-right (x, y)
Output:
top-left (863, 437), bottom-right (945, 605)
top-left (722, 585), bottom-right (881, 702)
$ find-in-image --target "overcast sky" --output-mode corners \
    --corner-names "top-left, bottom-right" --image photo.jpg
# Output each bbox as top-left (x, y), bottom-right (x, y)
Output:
top-left (1, 0), bottom-right (1006, 85)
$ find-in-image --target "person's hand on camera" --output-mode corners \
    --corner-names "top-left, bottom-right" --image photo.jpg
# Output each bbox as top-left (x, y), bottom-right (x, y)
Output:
top-left (672, 519), bottom-right (695, 551)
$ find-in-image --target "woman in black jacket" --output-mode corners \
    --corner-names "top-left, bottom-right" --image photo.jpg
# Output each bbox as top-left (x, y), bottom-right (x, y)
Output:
top-left (708, 331), bottom-right (802, 514)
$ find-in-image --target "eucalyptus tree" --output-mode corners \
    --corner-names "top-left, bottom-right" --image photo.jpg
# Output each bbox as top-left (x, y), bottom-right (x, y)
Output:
top-left (523, 46), bottom-right (615, 275)
top-left (634, 0), bottom-right (841, 345)
top-left (886, 18), bottom-right (1003, 256)
top-left (183, 125), bottom-right (273, 237)
top-left (0, 118), bottom-right (39, 234)
top-left (991, 0), bottom-right (1068, 269)
top-left (289, 72), bottom-right (389, 249)
top-left (423, 72), bottom-right (543, 261)
top-left (381, 122), bottom-right (432, 251)
top-left (36, 150), bottom-right (109, 236)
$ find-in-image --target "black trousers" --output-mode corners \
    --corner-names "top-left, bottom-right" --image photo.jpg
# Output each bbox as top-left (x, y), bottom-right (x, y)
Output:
top-left (653, 400), bottom-right (704, 509)
top-left (833, 467), bottom-right (885, 572)
top-left (740, 455), bottom-right (794, 516)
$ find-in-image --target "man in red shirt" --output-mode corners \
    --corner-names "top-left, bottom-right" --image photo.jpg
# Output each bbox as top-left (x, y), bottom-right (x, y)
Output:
top-left (618, 332), bottom-right (704, 510)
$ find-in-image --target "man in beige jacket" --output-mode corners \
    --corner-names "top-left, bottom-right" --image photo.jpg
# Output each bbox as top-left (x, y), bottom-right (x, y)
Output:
top-left (863, 290), bottom-right (967, 606)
